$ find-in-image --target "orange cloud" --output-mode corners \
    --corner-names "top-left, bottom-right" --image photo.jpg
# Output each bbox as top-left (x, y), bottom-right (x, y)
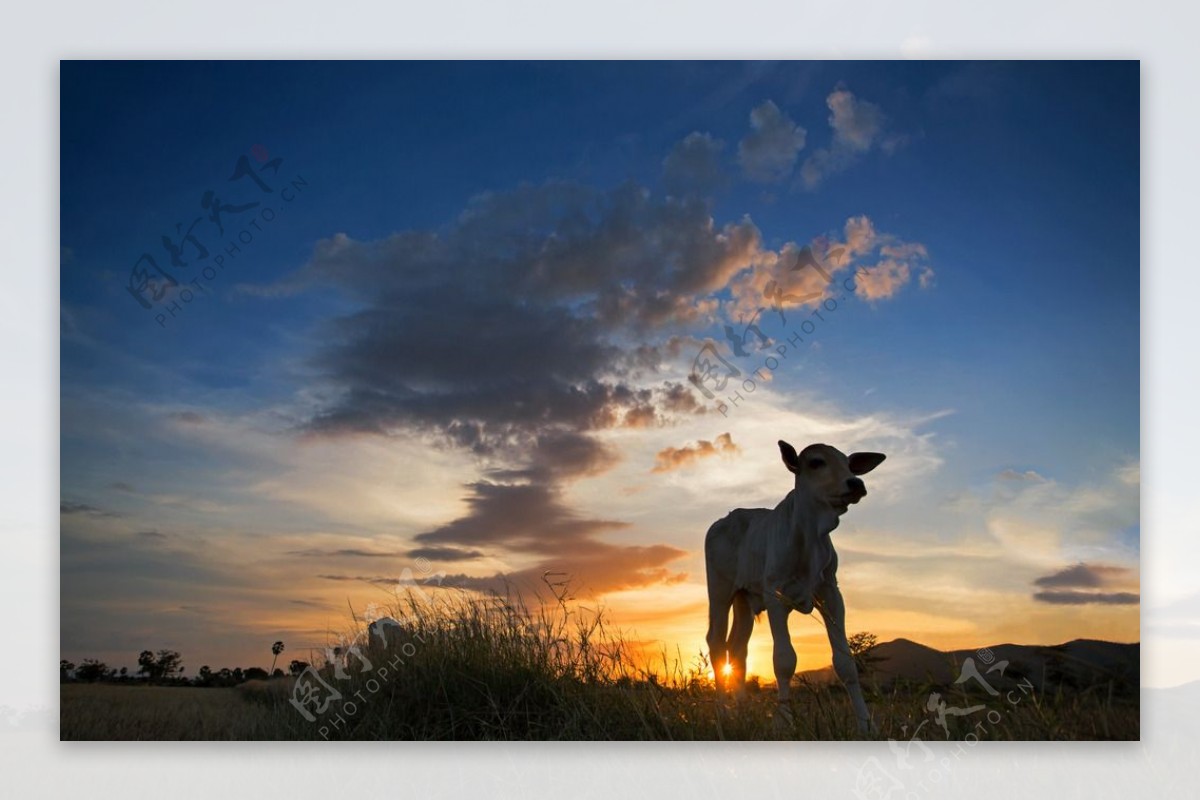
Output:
top-left (652, 432), bottom-right (740, 473)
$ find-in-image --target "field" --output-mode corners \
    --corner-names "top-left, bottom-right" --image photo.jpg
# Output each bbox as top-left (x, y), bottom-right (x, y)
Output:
top-left (60, 591), bottom-right (1139, 741)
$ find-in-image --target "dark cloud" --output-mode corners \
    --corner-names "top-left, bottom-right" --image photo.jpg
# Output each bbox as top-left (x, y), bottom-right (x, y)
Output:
top-left (737, 100), bottom-right (807, 183)
top-left (288, 548), bottom-right (407, 558)
top-left (136, 530), bottom-right (167, 540)
top-left (316, 574), bottom-right (399, 585)
top-left (487, 430), bottom-right (620, 483)
top-left (659, 381), bottom-right (707, 416)
top-left (652, 432), bottom-right (740, 473)
top-left (288, 181), bottom-right (754, 470)
top-left (169, 411), bottom-right (207, 425)
top-left (292, 180), bottom-right (759, 330)
top-left (411, 481), bottom-right (686, 593)
top-left (60, 501), bottom-right (118, 517)
top-left (662, 132), bottom-right (727, 196)
top-left (405, 546), bottom-right (485, 562)
top-left (413, 482), bottom-right (627, 552)
top-left (1033, 562), bottom-right (1133, 589)
top-left (1032, 590), bottom-right (1140, 606)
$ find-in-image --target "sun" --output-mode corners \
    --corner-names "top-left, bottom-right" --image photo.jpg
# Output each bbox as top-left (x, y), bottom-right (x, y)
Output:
top-left (721, 662), bottom-right (733, 678)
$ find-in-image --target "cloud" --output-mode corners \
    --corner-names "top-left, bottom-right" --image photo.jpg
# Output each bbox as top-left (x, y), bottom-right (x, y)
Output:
top-left (851, 229), bottom-right (934, 302)
top-left (405, 546), bottom-right (485, 562)
top-left (725, 215), bottom-right (932, 320)
top-left (1032, 590), bottom-right (1140, 605)
top-left (737, 100), bottom-right (807, 183)
top-left (1031, 562), bottom-right (1138, 605)
top-left (854, 259), bottom-right (911, 301)
top-left (288, 547), bottom-right (408, 558)
top-left (662, 132), bottom-right (727, 196)
top-left (290, 181), bottom-right (761, 331)
top-left (60, 501), bottom-right (118, 517)
top-left (283, 181), bottom-right (767, 460)
top-left (409, 480), bottom-right (686, 594)
top-left (1116, 461), bottom-right (1140, 486)
top-left (652, 432), bottom-right (740, 473)
top-left (316, 574), bottom-right (397, 585)
top-left (800, 87), bottom-right (903, 189)
top-left (413, 481), bottom-right (626, 552)
top-left (442, 540), bottom-right (689, 597)
top-left (998, 469), bottom-right (1048, 483)
top-left (844, 215), bottom-right (878, 256)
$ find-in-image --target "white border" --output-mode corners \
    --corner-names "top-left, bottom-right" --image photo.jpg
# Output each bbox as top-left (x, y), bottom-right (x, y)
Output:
top-left (7, 1), bottom-right (1194, 797)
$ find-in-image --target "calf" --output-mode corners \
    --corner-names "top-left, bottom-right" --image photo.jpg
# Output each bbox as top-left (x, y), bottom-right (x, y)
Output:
top-left (705, 441), bottom-right (885, 732)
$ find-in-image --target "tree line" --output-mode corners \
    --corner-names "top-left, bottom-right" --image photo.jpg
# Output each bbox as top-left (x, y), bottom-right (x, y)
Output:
top-left (60, 641), bottom-right (309, 687)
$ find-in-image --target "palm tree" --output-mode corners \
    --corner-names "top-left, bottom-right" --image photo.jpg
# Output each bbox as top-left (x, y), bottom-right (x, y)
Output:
top-left (270, 641), bottom-right (285, 674)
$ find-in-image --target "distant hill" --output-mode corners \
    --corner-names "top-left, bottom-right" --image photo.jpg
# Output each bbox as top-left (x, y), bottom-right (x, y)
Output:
top-left (799, 638), bottom-right (1139, 693)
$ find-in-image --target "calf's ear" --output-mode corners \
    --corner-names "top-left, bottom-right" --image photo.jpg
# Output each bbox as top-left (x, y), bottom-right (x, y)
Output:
top-left (778, 440), bottom-right (801, 473)
top-left (848, 452), bottom-right (886, 475)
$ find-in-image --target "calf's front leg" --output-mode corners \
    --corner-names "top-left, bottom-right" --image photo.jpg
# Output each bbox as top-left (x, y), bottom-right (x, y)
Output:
top-left (817, 582), bottom-right (873, 734)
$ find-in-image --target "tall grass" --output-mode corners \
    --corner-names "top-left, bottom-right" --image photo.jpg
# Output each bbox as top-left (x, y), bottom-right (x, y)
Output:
top-left (238, 582), bottom-right (867, 740)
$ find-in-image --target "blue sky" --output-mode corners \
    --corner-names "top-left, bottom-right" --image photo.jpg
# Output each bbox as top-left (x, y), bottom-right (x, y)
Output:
top-left (60, 61), bottom-right (1139, 674)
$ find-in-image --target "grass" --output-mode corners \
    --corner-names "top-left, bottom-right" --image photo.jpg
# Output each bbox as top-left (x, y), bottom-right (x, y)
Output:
top-left (60, 586), bottom-right (1139, 741)
top-left (60, 684), bottom-right (280, 740)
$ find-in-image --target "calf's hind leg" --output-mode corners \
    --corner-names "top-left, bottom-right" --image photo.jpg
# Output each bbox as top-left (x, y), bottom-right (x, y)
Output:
top-left (726, 591), bottom-right (754, 697)
top-left (766, 601), bottom-right (796, 703)
top-left (705, 595), bottom-right (732, 691)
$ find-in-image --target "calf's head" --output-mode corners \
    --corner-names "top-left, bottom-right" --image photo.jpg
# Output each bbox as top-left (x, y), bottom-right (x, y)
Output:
top-left (778, 441), bottom-right (886, 515)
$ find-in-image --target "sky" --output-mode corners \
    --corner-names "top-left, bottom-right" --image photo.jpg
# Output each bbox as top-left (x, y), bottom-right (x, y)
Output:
top-left (60, 61), bottom-right (1141, 680)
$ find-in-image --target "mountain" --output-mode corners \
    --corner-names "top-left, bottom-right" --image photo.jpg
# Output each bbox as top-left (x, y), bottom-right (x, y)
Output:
top-left (799, 638), bottom-right (1139, 693)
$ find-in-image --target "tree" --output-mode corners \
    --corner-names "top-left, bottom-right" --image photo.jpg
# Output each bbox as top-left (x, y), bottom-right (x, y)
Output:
top-left (60, 660), bottom-right (75, 682)
top-left (155, 650), bottom-right (183, 681)
top-left (76, 659), bottom-right (108, 682)
top-left (137, 649), bottom-right (183, 682)
top-left (288, 659), bottom-right (309, 676)
top-left (848, 631), bottom-right (883, 676)
top-left (244, 667), bottom-right (269, 681)
top-left (270, 641), bottom-right (285, 674)
top-left (137, 650), bottom-right (157, 680)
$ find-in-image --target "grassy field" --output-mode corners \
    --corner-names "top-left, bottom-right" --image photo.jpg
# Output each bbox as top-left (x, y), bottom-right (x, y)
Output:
top-left (60, 590), bottom-right (1138, 741)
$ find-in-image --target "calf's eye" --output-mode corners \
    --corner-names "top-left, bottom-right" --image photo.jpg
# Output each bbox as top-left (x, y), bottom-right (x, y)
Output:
top-left (807, 458), bottom-right (825, 469)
